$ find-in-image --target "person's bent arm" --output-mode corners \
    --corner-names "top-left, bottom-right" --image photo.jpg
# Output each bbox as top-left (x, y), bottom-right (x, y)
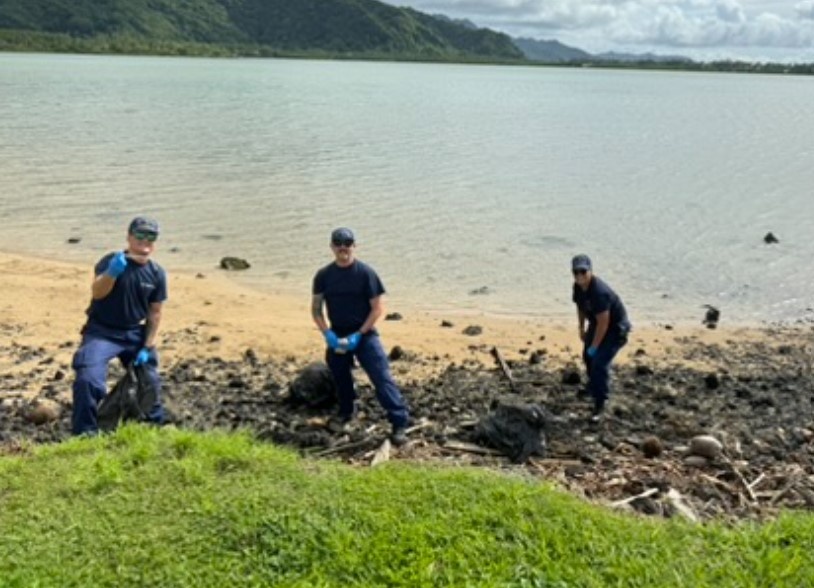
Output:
top-left (143, 302), bottom-right (163, 348)
top-left (591, 310), bottom-right (610, 349)
top-left (358, 296), bottom-right (384, 335)
top-left (576, 309), bottom-right (587, 342)
top-left (91, 274), bottom-right (117, 300)
top-left (311, 294), bottom-right (330, 333)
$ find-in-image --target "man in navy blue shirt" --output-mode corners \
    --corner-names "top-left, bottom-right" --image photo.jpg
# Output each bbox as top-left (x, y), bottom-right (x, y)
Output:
top-left (571, 254), bottom-right (631, 422)
top-left (71, 216), bottom-right (167, 435)
top-left (312, 227), bottom-right (410, 446)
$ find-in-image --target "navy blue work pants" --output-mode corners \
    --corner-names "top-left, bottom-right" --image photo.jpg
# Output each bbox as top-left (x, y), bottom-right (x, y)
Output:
top-left (71, 323), bottom-right (164, 435)
top-left (583, 328), bottom-right (627, 409)
top-left (326, 333), bottom-right (409, 428)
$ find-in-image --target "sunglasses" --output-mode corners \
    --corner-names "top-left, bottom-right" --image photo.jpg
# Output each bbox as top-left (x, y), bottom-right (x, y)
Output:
top-left (131, 231), bottom-right (158, 242)
top-left (332, 239), bottom-right (354, 247)
top-left (573, 269), bottom-right (589, 276)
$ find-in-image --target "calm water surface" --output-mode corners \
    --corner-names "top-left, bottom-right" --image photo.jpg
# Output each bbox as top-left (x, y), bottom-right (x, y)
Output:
top-left (1, 53), bottom-right (813, 324)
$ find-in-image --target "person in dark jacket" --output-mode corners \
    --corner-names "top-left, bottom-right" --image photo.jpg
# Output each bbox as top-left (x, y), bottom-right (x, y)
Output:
top-left (311, 227), bottom-right (410, 446)
top-left (571, 254), bottom-right (631, 422)
top-left (71, 216), bottom-right (167, 435)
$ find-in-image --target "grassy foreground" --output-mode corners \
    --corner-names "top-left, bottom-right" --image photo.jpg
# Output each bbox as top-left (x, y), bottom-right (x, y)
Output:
top-left (0, 426), bottom-right (811, 587)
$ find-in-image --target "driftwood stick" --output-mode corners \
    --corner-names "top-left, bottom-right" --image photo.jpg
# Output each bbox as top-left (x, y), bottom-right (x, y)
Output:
top-left (770, 476), bottom-right (801, 506)
top-left (406, 419), bottom-right (433, 434)
top-left (611, 487), bottom-right (659, 508)
top-left (723, 457), bottom-right (757, 502)
top-left (442, 440), bottom-right (504, 456)
top-left (370, 439), bottom-right (391, 467)
top-left (310, 438), bottom-right (373, 458)
top-left (666, 489), bottom-right (699, 523)
top-left (490, 346), bottom-right (517, 391)
top-left (747, 473), bottom-right (766, 492)
top-left (527, 457), bottom-right (584, 468)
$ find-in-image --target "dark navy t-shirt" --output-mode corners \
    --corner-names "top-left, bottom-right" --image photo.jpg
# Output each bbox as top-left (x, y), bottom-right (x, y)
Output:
top-left (85, 252), bottom-right (168, 330)
top-left (572, 275), bottom-right (631, 333)
top-left (312, 260), bottom-right (385, 336)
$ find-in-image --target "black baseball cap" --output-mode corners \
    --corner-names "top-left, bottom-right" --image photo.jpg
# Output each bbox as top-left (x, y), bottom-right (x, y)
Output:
top-left (571, 254), bottom-right (592, 271)
top-left (331, 227), bottom-right (355, 243)
top-left (128, 216), bottom-right (160, 235)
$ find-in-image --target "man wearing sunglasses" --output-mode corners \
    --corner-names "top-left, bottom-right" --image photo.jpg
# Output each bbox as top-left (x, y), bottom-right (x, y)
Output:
top-left (571, 254), bottom-right (631, 423)
top-left (312, 227), bottom-right (410, 446)
top-left (71, 216), bottom-right (167, 435)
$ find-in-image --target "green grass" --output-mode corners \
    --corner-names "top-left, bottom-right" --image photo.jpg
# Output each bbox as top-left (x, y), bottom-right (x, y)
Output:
top-left (0, 426), bottom-right (812, 587)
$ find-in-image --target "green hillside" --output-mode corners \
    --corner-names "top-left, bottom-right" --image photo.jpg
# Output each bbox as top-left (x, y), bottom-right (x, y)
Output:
top-left (0, 0), bottom-right (524, 60)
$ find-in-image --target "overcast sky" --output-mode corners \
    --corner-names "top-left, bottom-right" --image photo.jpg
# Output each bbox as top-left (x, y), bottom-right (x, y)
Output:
top-left (386, 0), bottom-right (814, 62)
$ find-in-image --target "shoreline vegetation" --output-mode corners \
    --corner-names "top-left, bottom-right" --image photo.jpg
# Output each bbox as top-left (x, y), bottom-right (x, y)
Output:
top-left (1, 427), bottom-right (811, 586)
top-left (3, 30), bottom-right (814, 75)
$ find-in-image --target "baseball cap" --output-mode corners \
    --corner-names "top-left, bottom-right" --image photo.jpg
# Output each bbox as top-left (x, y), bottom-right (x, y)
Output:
top-left (128, 216), bottom-right (160, 235)
top-left (331, 227), bottom-right (355, 243)
top-left (571, 254), bottom-right (592, 271)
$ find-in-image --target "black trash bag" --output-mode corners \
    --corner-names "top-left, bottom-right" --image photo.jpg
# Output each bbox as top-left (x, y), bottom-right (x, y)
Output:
top-left (474, 397), bottom-right (547, 463)
top-left (288, 363), bottom-right (337, 409)
top-left (97, 364), bottom-right (158, 432)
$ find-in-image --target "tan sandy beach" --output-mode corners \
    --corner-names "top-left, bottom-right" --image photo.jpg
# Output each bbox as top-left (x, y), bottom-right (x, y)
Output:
top-left (0, 250), bottom-right (777, 396)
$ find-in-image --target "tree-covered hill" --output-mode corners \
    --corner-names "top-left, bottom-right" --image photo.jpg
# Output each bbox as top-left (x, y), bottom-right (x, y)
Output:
top-left (0, 0), bottom-right (524, 60)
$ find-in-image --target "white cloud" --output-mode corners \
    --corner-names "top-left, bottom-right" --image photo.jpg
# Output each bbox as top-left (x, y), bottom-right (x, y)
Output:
top-left (389, 0), bottom-right (814, 59)
top-left (797, 1), bottom-right (814, 19)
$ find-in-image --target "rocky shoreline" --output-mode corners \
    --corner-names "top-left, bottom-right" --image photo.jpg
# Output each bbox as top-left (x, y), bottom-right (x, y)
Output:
top-left (3, 323), bottom-right (814, 523)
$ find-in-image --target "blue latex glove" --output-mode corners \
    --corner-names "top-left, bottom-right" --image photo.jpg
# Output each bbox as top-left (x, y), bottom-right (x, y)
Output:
top-left (105, 251), bottom-right (128, 278)
top-left (134, 347), bottom-right (152, 366)
top-left (346, 332), bottom-right (362, 351)
top-left (323, 330), bottom-right (339, 350)
top-left (586, 346), bottom-right (598, 359)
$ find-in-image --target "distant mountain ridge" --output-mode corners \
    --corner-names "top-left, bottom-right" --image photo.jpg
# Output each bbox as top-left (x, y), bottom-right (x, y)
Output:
top-left (0, 0), bottom-right (524, 60)
top-left (512, 35), bottom-right (693, 64)
top-left (512, 37), bottom-right (592, 63)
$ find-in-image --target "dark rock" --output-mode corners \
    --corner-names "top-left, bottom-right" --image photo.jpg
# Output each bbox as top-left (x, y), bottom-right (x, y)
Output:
top-left (635, 364), bottom-right (654, 376)
top-left (704, 373), bottom-right (720, 390)
top-left (66, 237), bottom-right (81, 244)
top-left (440, 320), bottom-right (454, 328)
top-left (385, 312), bottom-right (403, 321)
top-left (641, 436), bottom-right (664, 458)
top-left (220, 257), bottom-right (251, 271)
top-left (764, 232), bottom-right (779, 244)
top-left (288, 363), bottom-right (337, 409)
top-left (388, 346), bottom-right (405, 361)
top-left (529, 351), bottom-right (543, 365)
top-left (702, 305), bottom-right (720, 329)
top-left (469, 286), bottom-right (491, 295)
top-left (462, 325), bottom-right (483, 336)
top-left (561, 368), bottom-right (581, 385)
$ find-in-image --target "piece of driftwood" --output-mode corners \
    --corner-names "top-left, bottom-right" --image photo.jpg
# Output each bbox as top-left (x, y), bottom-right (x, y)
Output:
top-left (611, 487), bottom-right (659, 508)
top-left (371, 439), bottom-right (391, 467)
top-left (723, 458), bottom-right (758, 502)
top-left (667, 489), bottom-right (699, 522)
top-left (770, 476), bottom-right (802, 506)
top-left (490, 346), bottom-right (517, 392)
top-left (442, 440), bottom-right (504, 456)
top-left (406, 419), bottom-right (433, 434)
top-left (747, 473), bottom-right (766, 492)
top-left (527, 457), bottom-right (584, 469)
top-left (310, 438), bottom-right (373, 457)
